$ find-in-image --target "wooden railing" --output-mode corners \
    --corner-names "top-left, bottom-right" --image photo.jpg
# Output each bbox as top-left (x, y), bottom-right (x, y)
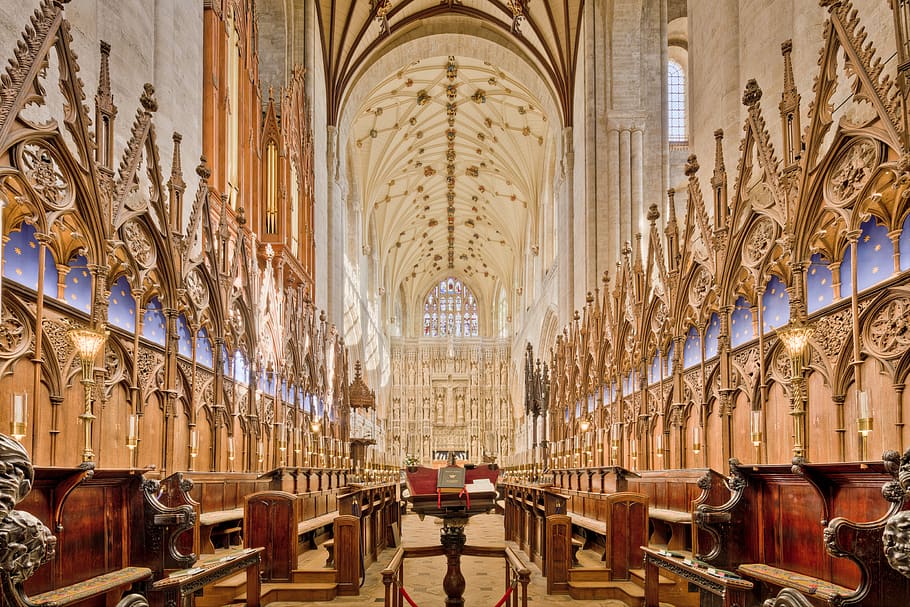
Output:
top-left (381, 545), bottom-right (530, 607)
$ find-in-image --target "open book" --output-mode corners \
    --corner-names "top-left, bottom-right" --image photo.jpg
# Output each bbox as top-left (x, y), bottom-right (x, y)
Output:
top-left (464, 478), bottom-right (495, 494)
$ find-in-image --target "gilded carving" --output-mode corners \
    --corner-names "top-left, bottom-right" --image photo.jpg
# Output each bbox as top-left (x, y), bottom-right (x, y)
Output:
top-left (185, 268), bottom-right (208, 310)
top-left (19, 143), bottom-right (71, 209)
top-left (812, 308), bottom-right (852, 363)
top-left (123, 220), bottom-right (156, 268)
top-left (742, 217), bottom-right (776, 267)
top-left (824, 138), bottom-right (878, 207)
top-left (41, 319), bottom-right (72, 368)
top-left (0, 310), bottom-right (28, 358)
top-left (865, 298), bottom-right (910, 360)
top-left (689, 266), bottom-right (712, 308)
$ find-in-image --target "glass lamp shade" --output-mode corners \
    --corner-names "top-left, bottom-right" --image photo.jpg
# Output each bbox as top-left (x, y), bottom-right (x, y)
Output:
top-left (776, 321), bottom-right (814, 360)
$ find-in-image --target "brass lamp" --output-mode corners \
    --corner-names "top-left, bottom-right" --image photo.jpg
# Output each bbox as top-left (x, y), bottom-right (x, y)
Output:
top-left (68, 326), bottom-right (107, 464)
top-left (777, 320), bottom-right (814, 458)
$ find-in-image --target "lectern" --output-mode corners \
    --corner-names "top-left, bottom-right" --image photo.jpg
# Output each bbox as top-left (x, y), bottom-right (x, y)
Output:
top-left (405, 456), bottom-right (499, 607)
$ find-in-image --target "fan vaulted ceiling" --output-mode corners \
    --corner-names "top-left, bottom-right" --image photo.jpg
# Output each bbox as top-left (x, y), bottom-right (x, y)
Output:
top-left (316, 1), bottom-right (584, 125)
top-left (351, 55), bottom-right (554, 314)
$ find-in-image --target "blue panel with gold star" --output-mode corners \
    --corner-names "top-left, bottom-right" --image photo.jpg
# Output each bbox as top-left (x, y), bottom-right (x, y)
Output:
top-left (3, 223), bottom-right (57, 297)
top-left (221, 345), bottom-right (231, 377)
top-left (806, 253), bottom-right (833, 313)
top-left (856, 217), bottom-right (891, 291)
top-left (704, 313), bottom-right (720, 359)
top-left (142, 296), bottom-right (167, 346)
top-left (177, 314), bottom-right (193, 358)
top-left (901, 214), bottom-right (910, 272)
top-left (108, 275), bottom-right (136, 332)
top-left (65, 255), bottom-right (92, 313)
top-left (648, 350), bottom-right (660, 384)
top-left (196, 326), bottom-right (213, 368)
top-left (233, 350), bottom-right (249, 384)
top-left (761, 276), bottom-right (789, 333)
top-left (683, 325), bottom-right (701, 369)
top-left (666, 341), bottom-right (675, 376)
top-left (730, 296), bottom-right (754, 347)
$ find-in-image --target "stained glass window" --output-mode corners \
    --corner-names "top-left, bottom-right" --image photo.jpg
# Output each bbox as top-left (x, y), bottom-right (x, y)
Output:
top-left (423, 277), bottom-right (478, 337)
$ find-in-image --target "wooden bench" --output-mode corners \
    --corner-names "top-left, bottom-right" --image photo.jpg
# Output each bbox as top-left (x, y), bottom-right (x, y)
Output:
top-left (244, 489), bottom-right (340, 582)
top-left (694, 457), bottom-right (905, 607)
top-left (23, 567), bottom-right (153, 607)
top-left (627, 468), bottom-right (728, 553)
top-left (163, 472), bottom-right (274, 555)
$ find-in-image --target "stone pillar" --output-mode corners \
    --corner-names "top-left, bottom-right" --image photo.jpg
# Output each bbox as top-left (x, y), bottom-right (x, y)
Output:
top-left (559, 127), bottom-right (576, 317)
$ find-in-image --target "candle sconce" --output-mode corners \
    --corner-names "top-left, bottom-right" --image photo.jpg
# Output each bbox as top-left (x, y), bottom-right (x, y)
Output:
top-left (856, 390), bottom-right (873, 460)
top-left (10, 393), bottom-right (27, 441)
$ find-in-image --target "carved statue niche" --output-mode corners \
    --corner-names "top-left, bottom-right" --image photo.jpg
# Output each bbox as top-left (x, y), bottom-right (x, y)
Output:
top-left (0, 434), bottom-right (56, 586)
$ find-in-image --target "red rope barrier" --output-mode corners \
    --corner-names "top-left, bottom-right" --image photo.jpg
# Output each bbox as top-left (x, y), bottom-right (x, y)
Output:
top-left (492, 585), bottom-right (513, 607)
top-left (399, 586), bottom-right (419, 607)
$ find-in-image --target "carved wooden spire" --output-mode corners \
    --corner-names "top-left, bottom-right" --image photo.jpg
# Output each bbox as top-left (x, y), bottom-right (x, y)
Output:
top-left (168, 132), bottom-right (185, 233)
top-left (94, 40), bottom-right (117, 173)
top-left (665, 188), bottom-right (679, 274)
top-left (779, 40), bottom-right (801, 168)
top-left (711, 129), bottom-right (728, 229)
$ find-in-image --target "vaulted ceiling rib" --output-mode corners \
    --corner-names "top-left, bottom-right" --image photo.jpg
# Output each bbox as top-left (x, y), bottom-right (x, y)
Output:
top-left (350, 54), bottom-right (554, 315)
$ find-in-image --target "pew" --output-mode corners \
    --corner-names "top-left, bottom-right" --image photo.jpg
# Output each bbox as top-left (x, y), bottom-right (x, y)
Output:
top-left (243, 488), bottom-right (341, 582)
top-left (337, 483), bottom-right (400, 566)
top-left (695, 457), bottom-right (905, 607)
top-left (1, 462), bottom-right (194, 607)
top-left (627, 468), bottom-right (728, 553)
top-left (179, 472), bottom-right (273, 554)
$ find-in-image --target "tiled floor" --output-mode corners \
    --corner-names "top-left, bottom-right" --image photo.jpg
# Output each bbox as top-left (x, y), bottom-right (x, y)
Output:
top-left (311, 513), bottom-right (645, 607)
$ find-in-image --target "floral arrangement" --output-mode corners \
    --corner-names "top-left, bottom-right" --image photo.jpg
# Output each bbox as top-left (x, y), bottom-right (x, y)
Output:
top-left (404, 453), bottom-right (420, 468)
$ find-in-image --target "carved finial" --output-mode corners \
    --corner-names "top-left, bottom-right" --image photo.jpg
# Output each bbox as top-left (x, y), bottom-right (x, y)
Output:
top-left (140, 83), bottom-right (158, 112)
top-left (742, 79), bottom-right (762, 107)
top-left (647, 203), bottom-right (660, 223)
top-left (684, 155), bottom-right (699, 177)
top-left (196, 155), bottom-right (211, 180)
top-left (236, 203), bottom-right (246, 226)
top-left (622, 240), bottom-right (632, 260)
top-left (171, 132), bottom-right (183, 175)
top-left (602, 269), bottom-right (610, 286)
top-left (97, 40), bottom-right (113, 108)
top-left (573, 310), bottom-right (580, 322)
top-left (713, 129), bottom-right (725, 172)
top-left (586, 291), bottom-right (594, 304)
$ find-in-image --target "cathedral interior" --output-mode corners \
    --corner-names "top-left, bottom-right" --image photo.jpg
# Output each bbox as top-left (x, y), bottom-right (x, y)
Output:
top-left (1, 1), bottom-right (910, 606)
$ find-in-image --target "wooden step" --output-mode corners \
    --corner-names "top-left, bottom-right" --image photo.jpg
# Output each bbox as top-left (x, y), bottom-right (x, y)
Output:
top-left (233, 582), bottom-right (337, 604)
top-left (194, 572), bottom-right (248, 607)
top-left (290, 569), bottom-right (336, 584)
top-left (567, 580), bottom-right (645, 604)
top-left (568, 567), bottom-right (612, 582)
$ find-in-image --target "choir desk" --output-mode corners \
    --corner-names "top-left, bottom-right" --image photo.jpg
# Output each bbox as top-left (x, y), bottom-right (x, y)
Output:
top-left (149, 547), bottom-right (263, 607)
top-left (642, 546), bottom-right (753, 607)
